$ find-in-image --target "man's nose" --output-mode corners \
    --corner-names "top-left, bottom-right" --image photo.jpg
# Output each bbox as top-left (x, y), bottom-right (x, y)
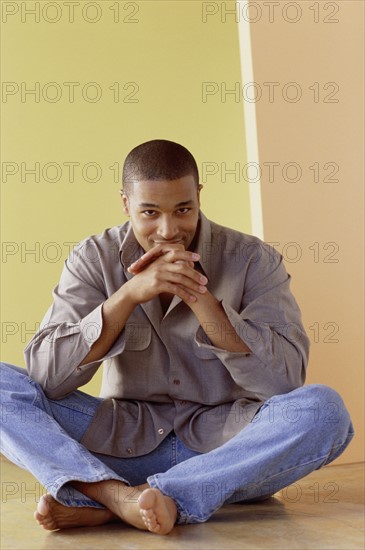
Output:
top-left (157, 216), bottom-right (179, 240)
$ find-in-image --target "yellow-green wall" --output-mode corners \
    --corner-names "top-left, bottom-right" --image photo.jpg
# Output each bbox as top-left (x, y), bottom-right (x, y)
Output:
top-left (1, 1), bottom-right (251, 396)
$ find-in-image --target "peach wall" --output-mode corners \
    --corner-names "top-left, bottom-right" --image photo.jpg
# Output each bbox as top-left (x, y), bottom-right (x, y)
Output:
top-left (250, 1), bottom-right (364, 463)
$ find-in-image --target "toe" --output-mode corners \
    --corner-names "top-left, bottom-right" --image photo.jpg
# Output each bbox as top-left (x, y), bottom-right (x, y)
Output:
top-left (34, 511), bottom-right (42, 524)
top-left (143, 509), bottom-right (155, 520)
top-left (37, 495), bottom-right (50, 516)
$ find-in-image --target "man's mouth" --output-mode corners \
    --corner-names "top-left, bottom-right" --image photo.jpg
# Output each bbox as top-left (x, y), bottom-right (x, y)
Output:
top-left (153, 239), bottom-right (184, 244)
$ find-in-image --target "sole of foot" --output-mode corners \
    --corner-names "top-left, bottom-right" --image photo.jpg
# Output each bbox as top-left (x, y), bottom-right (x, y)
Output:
top-left (137, 488), bottom-right (177, 535)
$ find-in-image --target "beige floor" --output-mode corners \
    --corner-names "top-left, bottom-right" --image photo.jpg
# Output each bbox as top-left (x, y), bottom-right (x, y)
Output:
top-left (1, 458), bottom-right (364, 550)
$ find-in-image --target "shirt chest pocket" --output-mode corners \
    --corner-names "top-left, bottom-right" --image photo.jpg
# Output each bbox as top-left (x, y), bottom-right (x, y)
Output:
top-left (124, 323), bottom-right (151, 351)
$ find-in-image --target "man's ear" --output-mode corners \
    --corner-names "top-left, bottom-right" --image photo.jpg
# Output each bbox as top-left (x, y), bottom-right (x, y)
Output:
top-left (197, 184), bottom-right (203, 207)
top-left (120, 190), bottom-right (130, 216)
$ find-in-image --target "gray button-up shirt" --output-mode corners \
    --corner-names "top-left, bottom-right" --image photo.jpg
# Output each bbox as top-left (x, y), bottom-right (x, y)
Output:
top-left (25, 212), bottom-right (310, 457)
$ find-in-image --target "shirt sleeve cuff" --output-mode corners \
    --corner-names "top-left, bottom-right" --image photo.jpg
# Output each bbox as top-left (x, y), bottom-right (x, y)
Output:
top-left (78, 303), bottom-right (128, 366)
top-left (194, 299), bottom-right (253, 357)
top-left (79, 304), bottom-right (103, 348)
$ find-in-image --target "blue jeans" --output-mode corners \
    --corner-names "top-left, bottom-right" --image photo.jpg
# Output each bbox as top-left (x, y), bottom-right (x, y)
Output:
top-left (0, 362), bottom-right (354, 525)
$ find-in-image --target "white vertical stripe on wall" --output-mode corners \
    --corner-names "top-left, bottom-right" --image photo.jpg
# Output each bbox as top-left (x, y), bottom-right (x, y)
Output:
top-left (237, 0), bottom-right (264, 240)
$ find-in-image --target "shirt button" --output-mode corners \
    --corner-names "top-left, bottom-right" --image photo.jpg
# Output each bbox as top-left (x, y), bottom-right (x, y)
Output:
top-left (127, 448), bottom-right (133, 454)
top-left (158, 428), bottom-right (164, 435)
top-left (173, 379), bottom-right (180, 385)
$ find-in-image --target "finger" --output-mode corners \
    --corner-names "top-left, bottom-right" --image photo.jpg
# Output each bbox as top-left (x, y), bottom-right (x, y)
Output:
top-left (129, 249), bottom-right (200, 274)
top-left (174, 260), bottom-right (195, 268)
top-left (127, 247), bottom-right (165, 273)
top-left (172, 262), bottom-right (208, 286)
top-left (163, 269), bottom-right (208, 293)
top-left (128, 243), bottom-right (184, 273)
top-left (128, 256), bottom-right (154, 274)
top-left (165, 283), bottom-right (198, 304)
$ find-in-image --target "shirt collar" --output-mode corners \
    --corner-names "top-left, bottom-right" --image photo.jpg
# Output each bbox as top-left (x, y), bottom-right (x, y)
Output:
top-left (193, 210), bottom-right (212, 280)
top-left (119, 223), bottom-right (145, 269)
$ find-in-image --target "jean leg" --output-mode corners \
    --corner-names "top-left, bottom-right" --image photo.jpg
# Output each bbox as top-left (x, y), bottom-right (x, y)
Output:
top-left (0, 363), bottom-right (131, 508)
top-left (91, 431), bottom-right (202, 488)
top-left (147, 384), bottom-right (354, 524)
top-left (0, 363), bottom-right (202, 509)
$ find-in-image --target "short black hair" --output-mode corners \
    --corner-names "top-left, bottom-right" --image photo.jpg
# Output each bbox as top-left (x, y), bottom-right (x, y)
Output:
top-left (122, 139), bottom-right (199, 194)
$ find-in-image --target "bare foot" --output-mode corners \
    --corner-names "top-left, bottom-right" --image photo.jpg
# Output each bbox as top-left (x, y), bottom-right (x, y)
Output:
top-left (72, 486), bottom-right (177, 535)
top-left (40, 480), bottom-right (178, 535)
top-left (137, 487), bottom-right (177, 535)
top-left (95, 484), bottom-right (177, 535)
top-left (34, 494), bottom-right (118, 531)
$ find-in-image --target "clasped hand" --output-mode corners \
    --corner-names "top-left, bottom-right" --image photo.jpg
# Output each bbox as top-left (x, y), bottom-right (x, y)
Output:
top-left (126, 243), bottom-right (208, 305)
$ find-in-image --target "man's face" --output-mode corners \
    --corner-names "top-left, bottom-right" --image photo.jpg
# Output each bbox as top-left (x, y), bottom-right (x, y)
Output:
top-left (122, 175), bottom-right (201, 252)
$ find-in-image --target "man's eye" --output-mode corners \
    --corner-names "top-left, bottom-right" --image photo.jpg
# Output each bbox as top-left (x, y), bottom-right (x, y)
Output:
top-left (142, 210), bottom-right (157, 216)
top-left (177, 208), bottom-right (190, 214)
